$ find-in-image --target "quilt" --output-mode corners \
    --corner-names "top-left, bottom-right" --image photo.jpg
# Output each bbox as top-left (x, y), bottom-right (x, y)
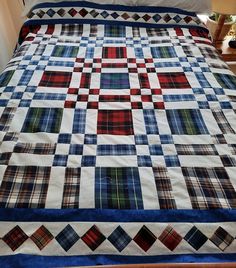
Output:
top-left (0, 1), bottom-right (236, 267)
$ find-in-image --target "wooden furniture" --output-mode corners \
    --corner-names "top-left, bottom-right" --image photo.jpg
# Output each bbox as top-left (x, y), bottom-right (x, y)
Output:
top-left (211, 0), bottom-right (236, 45)
top-left (216, 36), bottom-right (236, 61)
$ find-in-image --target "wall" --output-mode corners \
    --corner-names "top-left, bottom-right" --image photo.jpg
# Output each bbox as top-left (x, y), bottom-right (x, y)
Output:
top-left (0, 0), bottom-right (24, 72)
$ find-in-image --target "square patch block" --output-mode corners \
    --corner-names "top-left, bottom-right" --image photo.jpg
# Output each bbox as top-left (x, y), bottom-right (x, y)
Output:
top-left (101, 73), bottom-right (130, 89)
top-left (95, 167), bottom-right (143, 209)
top-left (97, 110), bottom-right (134, 135)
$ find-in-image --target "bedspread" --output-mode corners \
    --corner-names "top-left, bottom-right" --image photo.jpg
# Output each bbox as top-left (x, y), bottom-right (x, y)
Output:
top-left (0, 1), bottom-right (236, 267)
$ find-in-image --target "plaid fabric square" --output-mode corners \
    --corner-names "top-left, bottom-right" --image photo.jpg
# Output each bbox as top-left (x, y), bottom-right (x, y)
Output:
top-left (212, 110), bottom-right (235, 134)
top-left (210, 227), bottom-right (234, 251)
top-left (137, 155), bottom-right (152, 167)
top-left (0, 70), bottom-right (14, 87)
top-left (72, 109), bottom-right (86, 134)
top-left (0, 107), bottom-right (16, 131)
top-left (58, 134), bottom-right (72, 144)
top-left (97, 144), bottom-right (136, 156)
top-left (62, 168), bottom-right (81, 208)
top-left (81, 155), bottom-right (96, 167)
top-left (160, 135), bottom-right (174, 144)
top-left (61, 24), bottom-right (83, 36)
top-left (39, 71), bottom-right (72, 88)
top-left (81, 225), bottom-right (106, 251)
top-left (2, 226), bottom-right (28, 251)
top-left (143, 110), bottom-right (159, 134)
top-left (158, 225), bottom-right (182, 251)
top-left (18, 70), bottom-right (34, 86)
top-left (149, 145), bottom-right (163, 155)
top-left (101, 73), bottom-right (130, 89)
top-left (80, 73), bottom-right (91, 88)
top-left (184, 226), bottom-right (208, 250)
top-left (22, 108), bottom-right (63, 133)
top-left (55, 224), bottom-right (80, 252)
top-left (151, 46), bottom-right (176, 58)
top-left (0, 153), bottom-right (12, 165)
top-left (147, 28), bottom-right (169, 37)
top-left (69, 144), bottom-right (83, 155)
top-left (52, 45), bottom-right (79, 57)
top-left (102, 47), bottom-right (127, 58)
top-left (105, 25), bottom-right (125, 37)
top-left (108, 226), bottom-right (132, 252)
top-left (153, 167), bottom-right (176, 209)
top-left (53, 155), bottom-right (68, 166)
top-left (220, 155), bottom-right (236, 167)
top-left (138, 73), bottom-right (150, 89)
top-left (0, 166), bottom-right (50, 208)
top-left (30, 225), bottom-right (54, 250)
top-left (133, 225), bottom-right (157, 252)
top-left (97, 110), bottom-right (134, 135)
top-left (135, 135), bottom-right (148, 145)
top-left (95, 167), bottom-right (143, 209)
top-left (158, 73), bottom-right (190, 89)
top-left (166, 109), bottom-right (209, 135)
top-left (84, 134), bottom-right (97, 144)
top-left (214, 73), bottom-right (236, 89)
top-left (182, 167), bottom-right (236, 209)
top-left (165, 155), bottom-right (180, 167)
top-left (176, 144), bottom-right (218, 155)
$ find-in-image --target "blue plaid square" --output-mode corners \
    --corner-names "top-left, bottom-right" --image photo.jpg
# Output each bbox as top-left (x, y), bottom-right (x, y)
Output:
top-left (137, 155), bottom-right (152, 167)
top-left (19, 100), bottom-right (32, 107)
top-left (53, 155), bottom-right (68, 166)
top-left (72, 109), bottom-right (86, 134)
top-left (84, 134), bottom-right (97, 144)
top-left (108, 226), bottom-right (132, 252)
top-left (149, 145), bottom-right (163, 155)
top-left (214, 73), bottom-right (236, 89)
top-left (151, 46), bottom-right (176, 58)
top-left (52, 45), bottom-right (79, 58)
top-left (160, 135), bottom-right (174, 144)
top-left (22, 108), bottom-right (63, 133)
top-left (0, 70), bottom-right (14, 87)
top-left (69, 144), bottom-right (83, 155)
top-left (101, 73), bottom-right (130, 89)
top-left (97, 145), bottom-right (136, 156)
top-left (135, 135), bottom-right (148, 145)
top-left (166, 109), bottom-right (209, 135)
top-left (105, 25), bottom-right (125, 37)
top-left (184, 226), bottom-right (208, 250)
top-left (11, 92), bottom-right (23, 99)
top-left (81, 156), bottom-right (96, 166)
top-left (165, 155), bottom-right (180, 167)
top-left (194, 72), bottom-right (210, 88)
top-left (95, 167), bottom-right (143, 209)
top-left (18, 70), bottom-right (34, 86)
top-left (58, 134), bottom-right (72, 144)
top-left (55, 225), bottom-right (80, 252)
top-left (143, 110), bottom-right (159, 134)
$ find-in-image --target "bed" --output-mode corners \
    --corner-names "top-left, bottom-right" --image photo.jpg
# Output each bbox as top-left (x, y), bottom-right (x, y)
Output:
top-left (0, 0), bottom-right (236, 267)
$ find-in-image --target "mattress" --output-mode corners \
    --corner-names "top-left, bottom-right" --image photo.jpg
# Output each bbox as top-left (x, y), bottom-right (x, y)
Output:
top-left (0, 1), bottom-right (236, 267)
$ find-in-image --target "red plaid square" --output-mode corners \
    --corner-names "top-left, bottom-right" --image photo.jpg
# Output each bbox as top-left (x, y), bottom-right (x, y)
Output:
top-left (81, 225), bottom-right (106, 251)
top-left (158, 73), bottom-right (190, 89)
top-left (133, 225), bottom-right (157, 252)
top-left (39, 71), bottom-right (72, 88)
top-left (97, 110), bottom-right (134, 135)
top-left (3, 226), bottom-right (28, 251)
top-left (102, 47), bottom-right (127, 58)
top-left (139, 73), bottom-right (150, 89)
top-left (158, 225), bottom-right (182, 251)
top-left (30, 225), bottom-right (54, 250)
top-left (80, 73), bottom-right (91, 88)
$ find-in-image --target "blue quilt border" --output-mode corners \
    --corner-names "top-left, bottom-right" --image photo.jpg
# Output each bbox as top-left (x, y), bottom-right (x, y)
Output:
top-left (0, 208), bottom-right (236, 222)
top-left (1, 253), bottom-right (236, 268)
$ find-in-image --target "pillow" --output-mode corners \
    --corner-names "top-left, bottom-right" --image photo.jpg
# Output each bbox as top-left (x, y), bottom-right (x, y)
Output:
top-left (23, 0), bottom-right (212, 15)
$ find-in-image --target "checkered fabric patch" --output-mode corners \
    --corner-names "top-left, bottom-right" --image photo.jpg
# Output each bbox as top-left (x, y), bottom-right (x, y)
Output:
top-left (101, 73), bottom-right (130, 89)
top-left (0, 108), bottom-right (16, 131)
top-left (55, 224), bottom-right (80, 251)
top-left (184, 226), bottom-right (208, 250)
top-left (62, 168), bottom-right (81, 208)
top-left (52, 45), bottom-right (79, 58)
top-left (151, 46), bottom-right (176, 58)
top-left (30, 225), bottom-right (54, 250)
top-left (158, 73), bottom-right (190, 89)
top-left (182, 167), bottom-right (236, 209)
top-left (166, 109), bottom-right (209, 135)
top-left (212, 110), bottom-right (235, 134)
top-left (2, 226), bottom-right (28, 251)
top-left (97, 110), bottom-right (134, 135)
top-left (81, 225), bottom-right (106, 251)
top-left (0, 166), bottom-right (51, 208)
top-left (108, 226), bottom-right (132, 252)
top-left (0, 71), bottom-right (14, 87)
top-left (133, 225), bottom-right (157, 252)
top-left (21, 108), bottom-right (63, 133)
top-left (153, 167), bottom-right (176, 209)
top-left (102, 47), bottom-right (127, 58)
top-left (210, 227), bottom-right (234, 251)
top-left (158, 225), bottom-right (182, 251)
top-left (95, 167), bottom-right (143, 209)
top-left (39, 71), bottom-right (72, 88)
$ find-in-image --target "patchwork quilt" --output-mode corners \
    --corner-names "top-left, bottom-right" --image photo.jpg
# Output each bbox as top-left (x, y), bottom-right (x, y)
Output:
top-left (0, 1), bottom-right (236, 267)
